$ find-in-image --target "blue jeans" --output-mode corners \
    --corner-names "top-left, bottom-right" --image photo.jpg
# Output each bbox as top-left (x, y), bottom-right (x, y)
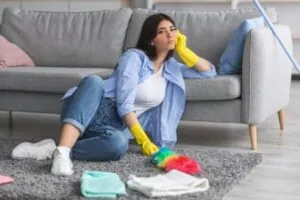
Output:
top-left (60, 75), bottom-right (128, 161)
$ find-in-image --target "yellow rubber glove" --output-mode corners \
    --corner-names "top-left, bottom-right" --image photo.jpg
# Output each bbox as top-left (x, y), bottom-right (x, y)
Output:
top-left (175, 31), bottom-right (199, 67)
top-left (129, 123), bottom-right (159, 156)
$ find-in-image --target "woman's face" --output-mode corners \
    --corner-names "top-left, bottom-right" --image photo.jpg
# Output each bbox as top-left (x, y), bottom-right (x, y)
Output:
top-left (151, 20), bottom-right (177, 53)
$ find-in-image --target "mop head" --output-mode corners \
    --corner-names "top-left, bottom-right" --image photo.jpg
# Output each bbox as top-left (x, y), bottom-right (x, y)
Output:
top-left (151, 147), bottom-right (202, 175)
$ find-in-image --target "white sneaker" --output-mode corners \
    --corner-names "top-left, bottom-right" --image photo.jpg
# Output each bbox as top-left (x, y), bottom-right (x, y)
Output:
top-left (51, 148), bottom-right (74, 176)
top-left (11, 139), bottom-right (56, 160)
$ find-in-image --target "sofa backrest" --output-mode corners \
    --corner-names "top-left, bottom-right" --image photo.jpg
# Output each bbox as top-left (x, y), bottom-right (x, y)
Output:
top-left (0, 8), bottom-right (132, 69)
top-left (124, 8), bottom-right (278, 68)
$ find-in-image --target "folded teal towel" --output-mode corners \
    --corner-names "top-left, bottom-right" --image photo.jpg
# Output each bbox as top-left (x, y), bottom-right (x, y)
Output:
top-left (81, 170), bottom-right (127, 198)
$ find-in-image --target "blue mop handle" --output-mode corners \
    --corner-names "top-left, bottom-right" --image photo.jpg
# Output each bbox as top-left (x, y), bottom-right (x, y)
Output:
top-left (253, 0), bottom-right (300, 73)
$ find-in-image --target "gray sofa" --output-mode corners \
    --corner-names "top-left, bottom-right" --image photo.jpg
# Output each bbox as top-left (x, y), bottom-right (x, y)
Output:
top-left (0, 7), bottom-right (293, 150)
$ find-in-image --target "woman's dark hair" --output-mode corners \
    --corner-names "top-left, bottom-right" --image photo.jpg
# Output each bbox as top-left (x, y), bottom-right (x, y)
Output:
top-left (136, 13), bottom-right (176, 61)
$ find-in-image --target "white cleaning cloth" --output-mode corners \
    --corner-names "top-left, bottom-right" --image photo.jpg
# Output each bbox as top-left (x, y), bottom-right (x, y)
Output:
top-left (127, 169), bottom-right (209, 197)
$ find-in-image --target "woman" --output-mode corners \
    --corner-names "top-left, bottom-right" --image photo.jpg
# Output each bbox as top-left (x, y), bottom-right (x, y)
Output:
top-left (12, 13), bottom-right (216, 176)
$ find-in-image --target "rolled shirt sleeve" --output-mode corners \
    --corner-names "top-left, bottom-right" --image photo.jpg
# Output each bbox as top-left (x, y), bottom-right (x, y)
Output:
top-left (180, 62), bottom-right (217, 79)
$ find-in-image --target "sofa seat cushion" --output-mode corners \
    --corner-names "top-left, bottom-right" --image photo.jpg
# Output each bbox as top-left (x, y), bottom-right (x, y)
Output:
top-left (0, 67), bottom-right (114, 93)
top-left (0, 67), bottom-right (240, 100)
top-left (185, 75), bottom-right (241, 101)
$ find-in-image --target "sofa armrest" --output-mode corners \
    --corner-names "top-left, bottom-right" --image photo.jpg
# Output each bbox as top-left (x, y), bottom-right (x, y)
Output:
top-left (241, 25), bottom-right (293, 124)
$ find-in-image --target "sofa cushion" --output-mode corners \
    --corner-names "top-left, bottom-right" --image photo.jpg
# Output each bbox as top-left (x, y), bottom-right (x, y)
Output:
top-left (185, 75), bottom-right (241, 101)
top-left (124, 8), bottom-right (277, 69)
top-left (0, 8), bottom-right (132, 69)
top-left (0, 67), bottom-right (114, 93)
top-left (219, 17), bottom-right (265, 74)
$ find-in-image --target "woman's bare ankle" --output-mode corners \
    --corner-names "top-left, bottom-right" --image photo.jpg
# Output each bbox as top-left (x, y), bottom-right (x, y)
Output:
top-left (58, 123), bottom-right (80, 148)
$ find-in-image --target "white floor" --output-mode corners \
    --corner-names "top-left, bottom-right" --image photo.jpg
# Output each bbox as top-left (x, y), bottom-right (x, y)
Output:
top-left (1, 81), bottom-right (300, 200)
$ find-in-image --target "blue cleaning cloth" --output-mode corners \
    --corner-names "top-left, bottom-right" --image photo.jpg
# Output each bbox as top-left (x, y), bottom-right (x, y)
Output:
top-left (81, 170), bottom-right (127, 198)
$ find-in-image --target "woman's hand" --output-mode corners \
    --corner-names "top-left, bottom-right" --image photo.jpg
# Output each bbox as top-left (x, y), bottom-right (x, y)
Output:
top-left (175, 30), bottom-right (199, 67)
top-left (128, 119), bottom-right (159, 156)
top-left (175, 30), bottom-right (211, 71)
top-left (175, 30), bottom-right (187, 50)
top-left (141, 140), bottom-right (159, 156)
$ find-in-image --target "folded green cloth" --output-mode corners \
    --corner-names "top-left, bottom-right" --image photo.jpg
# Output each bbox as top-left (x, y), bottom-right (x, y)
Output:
top-left (81, 170), bottom-right (127, 198)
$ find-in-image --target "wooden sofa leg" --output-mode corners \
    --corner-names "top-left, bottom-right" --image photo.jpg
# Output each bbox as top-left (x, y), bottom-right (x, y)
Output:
top-left (9, 110), bottom-right (13, 131)
top-left (277, 110), bottom-right (285, 130)
top-left (248, 124), bottom-right (257, 150)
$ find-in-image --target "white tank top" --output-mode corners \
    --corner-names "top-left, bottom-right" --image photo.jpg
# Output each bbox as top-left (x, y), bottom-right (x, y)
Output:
top-left (134, 64), bottom-right (167, 117)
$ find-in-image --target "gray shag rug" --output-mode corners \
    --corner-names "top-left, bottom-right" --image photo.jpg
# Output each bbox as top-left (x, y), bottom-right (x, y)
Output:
top-left (0, 139), bottom-right (262, 200)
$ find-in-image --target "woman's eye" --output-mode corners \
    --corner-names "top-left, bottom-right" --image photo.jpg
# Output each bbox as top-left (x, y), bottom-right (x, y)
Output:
top-left (158, 31), bottom-right (164, 34)
top-left (170, 28), bottom-right (176, 32)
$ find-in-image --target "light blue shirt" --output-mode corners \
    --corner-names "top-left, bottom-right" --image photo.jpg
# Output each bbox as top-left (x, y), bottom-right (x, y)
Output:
top-left (103, 48), bottom-right (216, 147)
top-left (63, 48), bottom-right (216, 148)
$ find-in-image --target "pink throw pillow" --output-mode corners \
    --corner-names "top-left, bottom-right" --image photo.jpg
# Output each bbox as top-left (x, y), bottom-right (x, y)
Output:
top-left (0, 35), bottom-right (35, 67)
top-left (0, 175), bottom-right (14, 185)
